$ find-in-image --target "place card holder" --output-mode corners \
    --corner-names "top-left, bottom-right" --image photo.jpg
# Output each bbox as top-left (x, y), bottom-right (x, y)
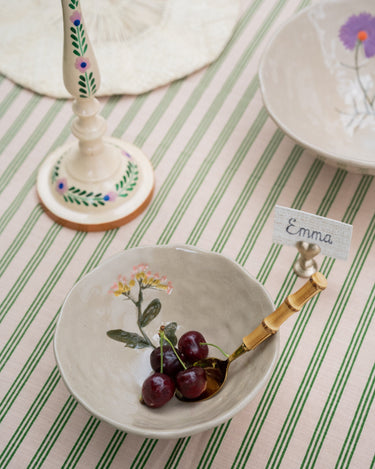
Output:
top-left (36, 0), bottom-right (154, 231)
top-left (293, 241), bottom-right (321, 278)
top-left (273, 206), bottom-right (353, 278)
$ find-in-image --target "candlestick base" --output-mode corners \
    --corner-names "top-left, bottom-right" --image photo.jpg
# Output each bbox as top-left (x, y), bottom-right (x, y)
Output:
top-left (37, 137), bottom-right (154, 231)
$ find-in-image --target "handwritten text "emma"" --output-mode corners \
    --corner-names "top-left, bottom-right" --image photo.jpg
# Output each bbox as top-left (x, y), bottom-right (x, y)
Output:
top-left (286, 218), bottom-right (333, 244)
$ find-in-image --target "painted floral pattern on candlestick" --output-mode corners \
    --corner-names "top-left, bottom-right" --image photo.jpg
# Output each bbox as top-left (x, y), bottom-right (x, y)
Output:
top-left (52, 149), bottom-right (139, 207)
top-left (338, 12), bottom-right (375, 130)
top-left (68, 0), bottom-right (96, 98)
top-left (68, 0), bottom-right (79, 9)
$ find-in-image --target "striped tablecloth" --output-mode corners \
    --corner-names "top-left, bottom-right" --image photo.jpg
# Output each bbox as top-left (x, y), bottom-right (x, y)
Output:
top-left (1, 0), bottom-right (374, 467)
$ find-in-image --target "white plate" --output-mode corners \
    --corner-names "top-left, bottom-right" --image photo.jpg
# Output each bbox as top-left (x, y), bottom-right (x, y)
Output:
top-left (259, 0), bottom-right (375, 174)
top-left (54, 245), bottom-right (278, 439)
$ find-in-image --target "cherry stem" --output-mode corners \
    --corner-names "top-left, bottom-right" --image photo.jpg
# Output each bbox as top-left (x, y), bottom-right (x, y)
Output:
top-left (159, 328), bottom-right (187, 370)
top-left (201, 342), bottom-right (229, 358)
top-left (159, 331), bottom-right (164, 374)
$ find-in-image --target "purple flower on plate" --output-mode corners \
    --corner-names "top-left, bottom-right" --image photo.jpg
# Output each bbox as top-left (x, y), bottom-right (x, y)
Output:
top-left (75, 57), bottom-right (90, 73)
top-left (339, 12), bottom-right (375, 58)
top-left (70, 11), bottom-right (81, 27)
top-left (103, 191), bottom-right (117, 202)
top-left (56, 178), bottom-right (68, 194)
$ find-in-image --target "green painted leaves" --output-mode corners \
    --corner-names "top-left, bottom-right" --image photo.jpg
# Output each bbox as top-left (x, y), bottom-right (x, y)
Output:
top-left (69, 0), bottom-right (79, 9)
top-left (115, 162), bottom-right (139, 196)
top-left (52, 152), bottom-right (139, 207)
top-left (106, 296), bottom-right (176, 350)
top-left (140, 299), bottom-right (161, 327)
top-left (62, 188), bottom-right (105, 207)
top-left (78, 71), bottom-right (96, 99)
top-left (164, 322), bottom-right (178, 346)
top-left (106, 330), bottom-right (150, 349)
top-left (106, 321), bottom-right (177, 350)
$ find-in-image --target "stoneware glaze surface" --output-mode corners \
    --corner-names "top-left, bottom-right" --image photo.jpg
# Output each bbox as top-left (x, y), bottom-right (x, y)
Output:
top-left (54, 245), bottom-right (279, 439)
top-left (259, 0), bottom-right (375, 174)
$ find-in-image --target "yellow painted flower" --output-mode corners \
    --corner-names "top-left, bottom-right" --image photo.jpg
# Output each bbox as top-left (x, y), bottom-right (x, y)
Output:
top-left (108, 274), bottom-right (135, 296)
top-left (109, 265), bottom-right (173, 297)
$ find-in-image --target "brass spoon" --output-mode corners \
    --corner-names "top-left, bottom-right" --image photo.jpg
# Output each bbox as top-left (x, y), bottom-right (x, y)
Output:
top-left (177, 272), bottom-right (327, 402)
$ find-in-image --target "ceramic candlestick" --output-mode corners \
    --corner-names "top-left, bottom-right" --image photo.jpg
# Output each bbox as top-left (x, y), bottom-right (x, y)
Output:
top-left (37, 0), bottom-right (154, 231)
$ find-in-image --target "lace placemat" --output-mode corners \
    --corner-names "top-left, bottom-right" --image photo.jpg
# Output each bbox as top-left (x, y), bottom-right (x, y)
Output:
top-left (1, 0), bottom-right (240, 97)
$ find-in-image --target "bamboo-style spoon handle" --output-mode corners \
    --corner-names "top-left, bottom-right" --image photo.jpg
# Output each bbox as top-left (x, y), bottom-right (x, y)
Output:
top-left (242, 272), bottom-right (327, 351)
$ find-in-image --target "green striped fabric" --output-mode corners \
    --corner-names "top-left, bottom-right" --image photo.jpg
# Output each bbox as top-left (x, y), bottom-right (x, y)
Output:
top-left (1, 0), bottom-right (374, 467)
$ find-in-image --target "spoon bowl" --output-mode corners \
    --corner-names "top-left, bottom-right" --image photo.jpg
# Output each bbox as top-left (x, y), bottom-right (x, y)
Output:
top-left (177, 272), bottom-right (327, 402)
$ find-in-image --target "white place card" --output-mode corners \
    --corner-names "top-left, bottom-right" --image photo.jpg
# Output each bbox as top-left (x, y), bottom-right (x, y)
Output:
top-left (273, 206), bottom-right (353, 260)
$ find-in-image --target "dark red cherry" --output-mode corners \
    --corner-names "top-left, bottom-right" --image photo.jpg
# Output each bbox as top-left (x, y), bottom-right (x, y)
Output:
top-left (141, 373), bottom-right (175, 408)
top-left (178, 331), bottom-right (209, 363)
top-left (176, 367), bottom-right (207, 399)
top-left (150, 345), bottom-right (184, 377)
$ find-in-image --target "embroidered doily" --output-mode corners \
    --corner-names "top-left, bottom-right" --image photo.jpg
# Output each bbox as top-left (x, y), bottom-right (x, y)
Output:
top-left (1, 0), bottom-right (240, 97)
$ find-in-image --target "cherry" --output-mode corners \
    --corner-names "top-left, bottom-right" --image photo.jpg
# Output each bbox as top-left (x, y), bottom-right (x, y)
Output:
top-left (150, 345), bottom-right (184, 377)
top-left (141, 373), bottom-right (175, 408)
top-left (178, 331), bottom-right (209, 363)
top-left (176, 367), bottom-right (207, 399)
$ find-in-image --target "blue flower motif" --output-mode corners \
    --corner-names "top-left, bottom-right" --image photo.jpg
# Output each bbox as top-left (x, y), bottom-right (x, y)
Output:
top-left (56, 178), bottom-right (68, 194)
top-left (70, 11), bottom-right (81, 27)
top-left (103, 192), bottom-right (117, 202)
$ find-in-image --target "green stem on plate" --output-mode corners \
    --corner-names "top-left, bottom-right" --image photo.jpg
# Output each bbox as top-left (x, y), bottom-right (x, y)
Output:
top-left (354, 41), bottom-right (374, 109)
top-left (134, 284), bottom-right (155, 348)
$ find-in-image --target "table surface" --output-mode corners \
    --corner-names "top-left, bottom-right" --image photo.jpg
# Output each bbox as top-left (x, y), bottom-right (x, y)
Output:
top-left (1, 0), bottom-right (374, 468)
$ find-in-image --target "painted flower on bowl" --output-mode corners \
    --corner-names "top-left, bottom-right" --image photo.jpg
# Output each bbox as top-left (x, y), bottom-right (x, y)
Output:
top-left (75, 57), bottom-right (90, 73)
top-left (338, 12), bottom-right (375, 131)
top-left (107, 265), bottom-right (175, 349)
top-left (339, 12), bottom-right (375, 58)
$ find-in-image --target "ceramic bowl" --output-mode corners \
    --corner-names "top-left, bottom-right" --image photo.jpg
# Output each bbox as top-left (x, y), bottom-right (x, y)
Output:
top-left (259, 0), bottom-right (375, 175)
top-left (54, 245), bottom-right (279, 439)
